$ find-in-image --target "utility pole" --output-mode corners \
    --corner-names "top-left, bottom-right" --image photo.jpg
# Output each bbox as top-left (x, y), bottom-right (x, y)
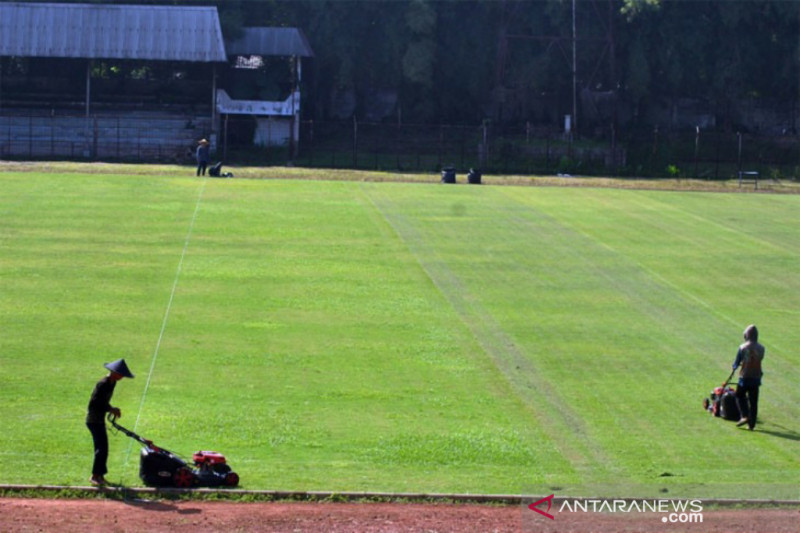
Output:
top-left (498, 0), bottom-right (614, 131)
top-left (572, 0), bottom-right (577, 136)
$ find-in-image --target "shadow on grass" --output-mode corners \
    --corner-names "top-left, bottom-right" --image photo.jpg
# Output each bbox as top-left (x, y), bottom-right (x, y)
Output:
top-left (756, 422), bottom-right (800, 442)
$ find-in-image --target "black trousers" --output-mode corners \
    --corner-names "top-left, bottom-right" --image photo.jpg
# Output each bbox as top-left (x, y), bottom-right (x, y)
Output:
top-left (197, 161), bottom-right (208, 176)
top-left (86, 422), bottom-right (108, 476)
top-left (735, 383), bottom-right (760, 429)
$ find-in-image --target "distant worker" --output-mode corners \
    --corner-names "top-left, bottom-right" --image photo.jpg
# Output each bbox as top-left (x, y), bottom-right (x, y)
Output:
top-left (732, 324), bottom-right (765, 430)
top-left (86, 359), bottom-right (134, 486)
top-left (196, 138), bottom-right (210, 176)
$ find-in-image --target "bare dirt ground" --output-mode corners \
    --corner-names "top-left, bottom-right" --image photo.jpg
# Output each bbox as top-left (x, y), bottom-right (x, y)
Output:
top-left (0, 497), bottom-right (797, 533)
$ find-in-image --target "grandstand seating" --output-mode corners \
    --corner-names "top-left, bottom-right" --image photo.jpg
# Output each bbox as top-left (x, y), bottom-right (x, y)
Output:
top-left (0, 109), bottom-right (212, 161)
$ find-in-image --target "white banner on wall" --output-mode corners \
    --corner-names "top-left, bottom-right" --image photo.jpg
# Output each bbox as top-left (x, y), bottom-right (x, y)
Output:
top-left (216, 89), bottom-right (299, 116)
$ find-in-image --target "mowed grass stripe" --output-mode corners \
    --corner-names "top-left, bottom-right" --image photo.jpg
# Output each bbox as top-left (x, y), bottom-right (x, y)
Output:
top-left (622, 192), bottom-right (800, 394)
top-left (358, 184), bottom-right (798, 491)
top-left (614, 191), bottom-right (800, 471)
top-left (500, 187), bottom-right (800, 487)
top-left (365, 184), bottom-right (726, 485)
top-left (362, 183), bottom-right (617, 484)
top-left (0, 173), bottom-right (204, 482)
top-left (121, 179), bottom-right (551, 492)
top-left (536, 189), bottom-right (800, 395)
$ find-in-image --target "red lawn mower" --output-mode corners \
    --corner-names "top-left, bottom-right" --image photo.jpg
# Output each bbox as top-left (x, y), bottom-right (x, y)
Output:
top-left (702, 369), bottom-right (741, 421)
top-left (108, 413), bottom-right (239, 488)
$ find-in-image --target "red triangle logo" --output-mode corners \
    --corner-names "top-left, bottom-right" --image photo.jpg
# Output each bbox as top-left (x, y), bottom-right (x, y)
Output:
top-left (528, 494), bottom-right (555, 520)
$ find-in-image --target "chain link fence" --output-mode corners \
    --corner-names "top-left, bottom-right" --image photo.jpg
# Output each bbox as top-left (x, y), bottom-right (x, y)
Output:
top-left (297, 120), bottom-right (799, 180)
top-left (2, 109), bottom-right (798, 180)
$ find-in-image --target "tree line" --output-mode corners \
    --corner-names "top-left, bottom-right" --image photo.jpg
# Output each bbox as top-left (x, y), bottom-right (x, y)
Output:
top-left (7, 0), bottom-right (799, 134)
top-left (209, 0), bottom-right (799, 134)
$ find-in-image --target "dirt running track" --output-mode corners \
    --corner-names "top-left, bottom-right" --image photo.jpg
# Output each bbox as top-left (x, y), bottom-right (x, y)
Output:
top-left (0, 498), bottom-right (797, 533)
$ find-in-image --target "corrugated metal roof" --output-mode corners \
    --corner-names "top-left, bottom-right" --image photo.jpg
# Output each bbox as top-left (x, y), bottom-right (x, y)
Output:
top-left (225, 27), bottom-right (314, 58)
top-left (0, 2), bottom-right (227, 62)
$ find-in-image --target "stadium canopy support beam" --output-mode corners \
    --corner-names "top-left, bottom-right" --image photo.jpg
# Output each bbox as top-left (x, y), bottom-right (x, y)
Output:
top-left (211, 64), bottom-right (217, 140)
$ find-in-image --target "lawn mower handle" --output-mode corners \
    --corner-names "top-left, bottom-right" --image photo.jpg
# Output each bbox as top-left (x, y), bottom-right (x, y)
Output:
top-left (723, 368), bottom-right (737, 387)
top-left (107, 413), bottom-right (154, 447)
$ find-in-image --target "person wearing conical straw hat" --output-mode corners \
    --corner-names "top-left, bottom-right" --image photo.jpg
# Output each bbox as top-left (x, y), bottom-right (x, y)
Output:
top-left (196, 138), bottom-right (210, 176)
top-left (85, 359), bottom-right (134, 486)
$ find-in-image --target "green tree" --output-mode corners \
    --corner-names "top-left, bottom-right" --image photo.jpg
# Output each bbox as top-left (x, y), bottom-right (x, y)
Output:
top-left (626, 36), bottom-right (650, 117)
top-left (205, 0), bottom-right (800, 128)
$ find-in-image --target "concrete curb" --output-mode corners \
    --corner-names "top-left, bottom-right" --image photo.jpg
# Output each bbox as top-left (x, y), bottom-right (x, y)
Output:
top-left (0, 485), bottom-right (797, 507)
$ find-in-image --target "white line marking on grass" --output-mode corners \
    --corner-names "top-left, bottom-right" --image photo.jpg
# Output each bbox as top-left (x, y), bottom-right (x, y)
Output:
top-left (359, 184), bottom-right (615, 478)
top-left (123, 177), bottom-right (208, 468)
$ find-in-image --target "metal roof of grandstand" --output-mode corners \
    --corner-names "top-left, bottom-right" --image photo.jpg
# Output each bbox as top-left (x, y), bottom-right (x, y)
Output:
top-left (225, 27), bottom-right (315, 58)
top-left (0, 2), bottom-right (227, 62)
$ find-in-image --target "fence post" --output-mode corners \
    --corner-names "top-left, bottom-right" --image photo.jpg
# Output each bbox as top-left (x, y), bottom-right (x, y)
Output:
top-left (460, 126), bottom-right (466, 170)
top-left (652, 125), bottom-right (659, 156)
top-left (546, 135), bottom-right (550, 169)
top-left (396, 122), bottom-right (401, 170)
top-left (737, 131), bottom-right (743, 177)
top-left (374, 122), bottom-right (379, 170)
top-left (651, 125), bottom-right (659, 175)
top-left (610, 122), bottom-right (616, 175)
top-left (527, 122), bottom-right (533, 174)
top-left (479, 120), bottom-right (488, 169)
top-left (568, 125), bottom-right (573, 160)
top-left (93, 115), bottom-right (98, 159)
top-left (116, 116), bottom-right (121, 159)
top-left (308, 120), bottom-right (314, 166)
top-left (438, 124), bottom-right (444, 169)
top-left (694, 126), bottom-right (700, 178)
top-left (223, 114), bottom-right (229, 163)
top-left (353, 116), bottom-right (358, 168)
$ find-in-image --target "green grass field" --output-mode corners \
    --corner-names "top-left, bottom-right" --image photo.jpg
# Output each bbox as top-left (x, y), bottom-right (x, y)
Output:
top-left (1, 168), bottom-right (798, 499)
